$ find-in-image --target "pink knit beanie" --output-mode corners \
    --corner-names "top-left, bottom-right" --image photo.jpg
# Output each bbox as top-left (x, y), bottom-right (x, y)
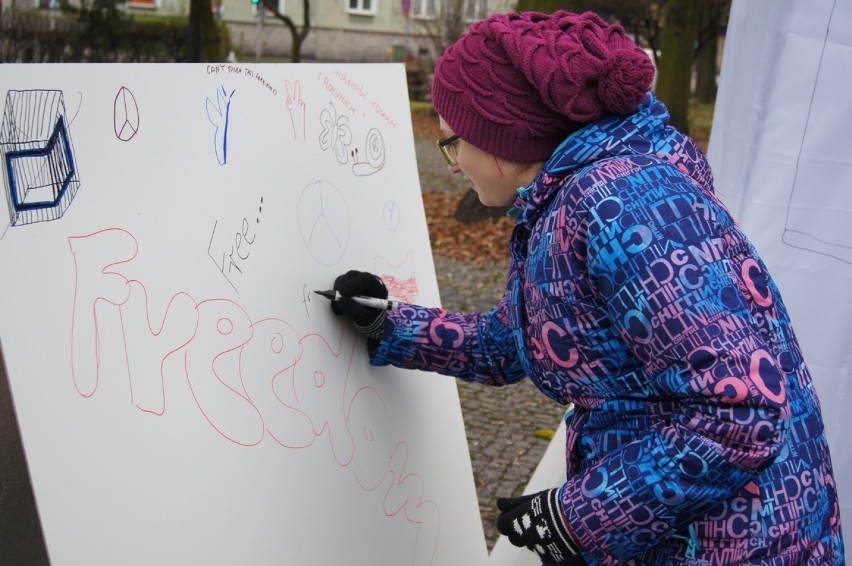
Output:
top-left (432, 11), bottom-right (655, 163)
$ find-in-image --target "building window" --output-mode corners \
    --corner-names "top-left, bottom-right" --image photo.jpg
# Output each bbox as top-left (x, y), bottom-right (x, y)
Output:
top-left (253, 0), bottom-right (283, 17)
top-left (464, 0), bottom-right (487, 22)
top-left (412, 0), bottom-right (436, 19)
top-left (127, 0), bottom-right (158, 9)
top-left (347, 0), bottom-right (377, 16)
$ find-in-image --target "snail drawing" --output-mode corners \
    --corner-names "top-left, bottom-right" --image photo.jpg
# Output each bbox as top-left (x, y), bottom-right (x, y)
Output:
top-left (351, 128), bottom-right (386, 177)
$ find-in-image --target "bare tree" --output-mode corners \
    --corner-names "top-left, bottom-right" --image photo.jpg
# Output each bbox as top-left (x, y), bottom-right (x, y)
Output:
top-left (415, 0), bottom-right (469, 57)
top-left (416, 0), bottom-right (517, 221)
top-left (258, 0), bottom-right (310, 62)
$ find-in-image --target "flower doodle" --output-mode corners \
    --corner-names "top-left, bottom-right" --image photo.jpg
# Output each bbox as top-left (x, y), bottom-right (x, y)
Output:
top-left (206, 85), bottom-right (235, 165)
top-left (318, 102), bottom-right (352, 165)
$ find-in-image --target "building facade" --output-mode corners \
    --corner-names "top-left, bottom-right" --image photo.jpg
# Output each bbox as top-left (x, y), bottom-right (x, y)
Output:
top-left (130, 0), bottom-right (516, 62)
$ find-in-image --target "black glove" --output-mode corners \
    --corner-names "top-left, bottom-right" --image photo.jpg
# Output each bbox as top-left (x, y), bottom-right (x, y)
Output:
top-left (496, 488), bottom-right (585, 565)
top-left (330, 270), bottom-right (388, 339)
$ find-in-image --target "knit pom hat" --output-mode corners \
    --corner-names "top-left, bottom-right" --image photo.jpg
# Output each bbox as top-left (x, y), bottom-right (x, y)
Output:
top-left (432, 11), bottom-right (655, 163)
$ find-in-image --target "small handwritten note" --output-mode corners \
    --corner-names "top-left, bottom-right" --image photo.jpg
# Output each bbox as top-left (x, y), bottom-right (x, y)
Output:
top-left (206, 64), bottom-right (279, 96)
top-left (207, 198), bottom-right (261, 292)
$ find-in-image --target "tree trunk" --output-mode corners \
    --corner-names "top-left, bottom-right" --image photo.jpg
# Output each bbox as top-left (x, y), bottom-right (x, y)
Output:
top-left (188, 0), bottom-right (219, 62)
top-left (261, 0), bottom-right (309, 63)
top-left (694, 0), bottom-right (722, 104)
top-left (201, 0), bottom-right (221, 62)
top-left (187, 0), bottom-right (202, 62)
top-left (655, 0), bottom-right (700, 132)
top-left (289, 0), bottom-right (310, 62)
top-left (694, 34), bottom-right (717, 104)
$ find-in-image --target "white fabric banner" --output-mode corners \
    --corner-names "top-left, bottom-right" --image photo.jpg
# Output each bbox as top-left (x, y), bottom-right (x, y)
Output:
top-left (709, 0), bottom-right (852, 551)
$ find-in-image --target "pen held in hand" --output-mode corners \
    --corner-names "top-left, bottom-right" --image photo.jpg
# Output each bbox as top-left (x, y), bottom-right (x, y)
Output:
top-left (314, 290), bottom-right (399, 311)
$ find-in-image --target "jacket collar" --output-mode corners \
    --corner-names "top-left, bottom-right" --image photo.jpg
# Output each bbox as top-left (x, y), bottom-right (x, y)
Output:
top-left (510, 93), bottom-right (708, 225)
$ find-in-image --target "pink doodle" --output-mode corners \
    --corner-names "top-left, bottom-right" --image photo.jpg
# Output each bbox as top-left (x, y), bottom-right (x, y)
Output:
top-left (375, 248), bottom-right (419, 303)
top-left (285, 79), bottom-right (307, 142)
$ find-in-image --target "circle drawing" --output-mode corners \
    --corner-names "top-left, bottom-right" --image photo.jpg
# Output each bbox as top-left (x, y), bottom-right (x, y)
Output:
top-left (383, 200), bottom-right (400, 231)
top-left (297, 180), bottom-right (350, 266)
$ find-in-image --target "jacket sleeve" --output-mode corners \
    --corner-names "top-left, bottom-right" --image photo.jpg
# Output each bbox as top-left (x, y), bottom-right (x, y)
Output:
top-left (561, 166), bottom-right (790, 563)
top-left (368, 294), bottom-right (528, 386)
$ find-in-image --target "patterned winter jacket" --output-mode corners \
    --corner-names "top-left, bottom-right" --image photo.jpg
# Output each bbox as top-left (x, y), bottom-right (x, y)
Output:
top-left (371, 94), bottom-right (844, 565)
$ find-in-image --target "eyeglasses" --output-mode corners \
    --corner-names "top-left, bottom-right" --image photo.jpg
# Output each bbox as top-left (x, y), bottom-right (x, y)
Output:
top-left (437, 135), bottom-right (460, 167)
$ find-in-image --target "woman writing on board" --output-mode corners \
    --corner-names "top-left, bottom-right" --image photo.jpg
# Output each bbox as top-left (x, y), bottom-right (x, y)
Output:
top-left (327, 10), bottom-right (845, 566)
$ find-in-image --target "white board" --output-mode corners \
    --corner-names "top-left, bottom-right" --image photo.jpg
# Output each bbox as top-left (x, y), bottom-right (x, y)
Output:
top-left (708, 0), bottom-right (852, 551)
top-left (0, 63), bottom-right (487, 565)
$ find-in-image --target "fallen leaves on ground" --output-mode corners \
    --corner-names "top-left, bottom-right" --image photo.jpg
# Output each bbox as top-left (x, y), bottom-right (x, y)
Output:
top-left (422, 191), bottom-right (515, 267)
top-left (411, 106), bottom-right (442, 140)
top-left (413, 106), bottom-right (516, 268)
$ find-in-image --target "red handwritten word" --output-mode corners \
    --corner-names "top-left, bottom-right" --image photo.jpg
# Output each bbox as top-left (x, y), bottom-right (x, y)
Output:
top-left (68, 227), bottom-right (440, 565)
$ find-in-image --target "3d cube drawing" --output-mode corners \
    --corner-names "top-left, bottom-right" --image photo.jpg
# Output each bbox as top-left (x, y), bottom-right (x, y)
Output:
top-left (1, 90), bottom-right (81, 227)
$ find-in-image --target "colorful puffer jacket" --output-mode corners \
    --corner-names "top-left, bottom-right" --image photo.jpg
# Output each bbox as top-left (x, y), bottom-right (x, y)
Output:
top-left (371, 94), bottom-right (844, 565)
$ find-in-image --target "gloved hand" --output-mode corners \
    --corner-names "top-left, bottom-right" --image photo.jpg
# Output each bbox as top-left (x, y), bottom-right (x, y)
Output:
top-left (329, 270), bottom-right (388, 339)
top-left (496, 488), bottom-right (585, 565)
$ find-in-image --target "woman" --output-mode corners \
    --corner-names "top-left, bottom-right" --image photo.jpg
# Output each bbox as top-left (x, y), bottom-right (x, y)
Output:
top-left (329, 10), bottom-right (844, 565)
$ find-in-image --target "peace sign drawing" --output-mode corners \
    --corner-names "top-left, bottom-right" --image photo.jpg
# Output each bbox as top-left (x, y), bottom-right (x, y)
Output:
top-left (113, 86), bottom-right (140, 142)
top-left (296, 180), bottom-right (351, 266)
